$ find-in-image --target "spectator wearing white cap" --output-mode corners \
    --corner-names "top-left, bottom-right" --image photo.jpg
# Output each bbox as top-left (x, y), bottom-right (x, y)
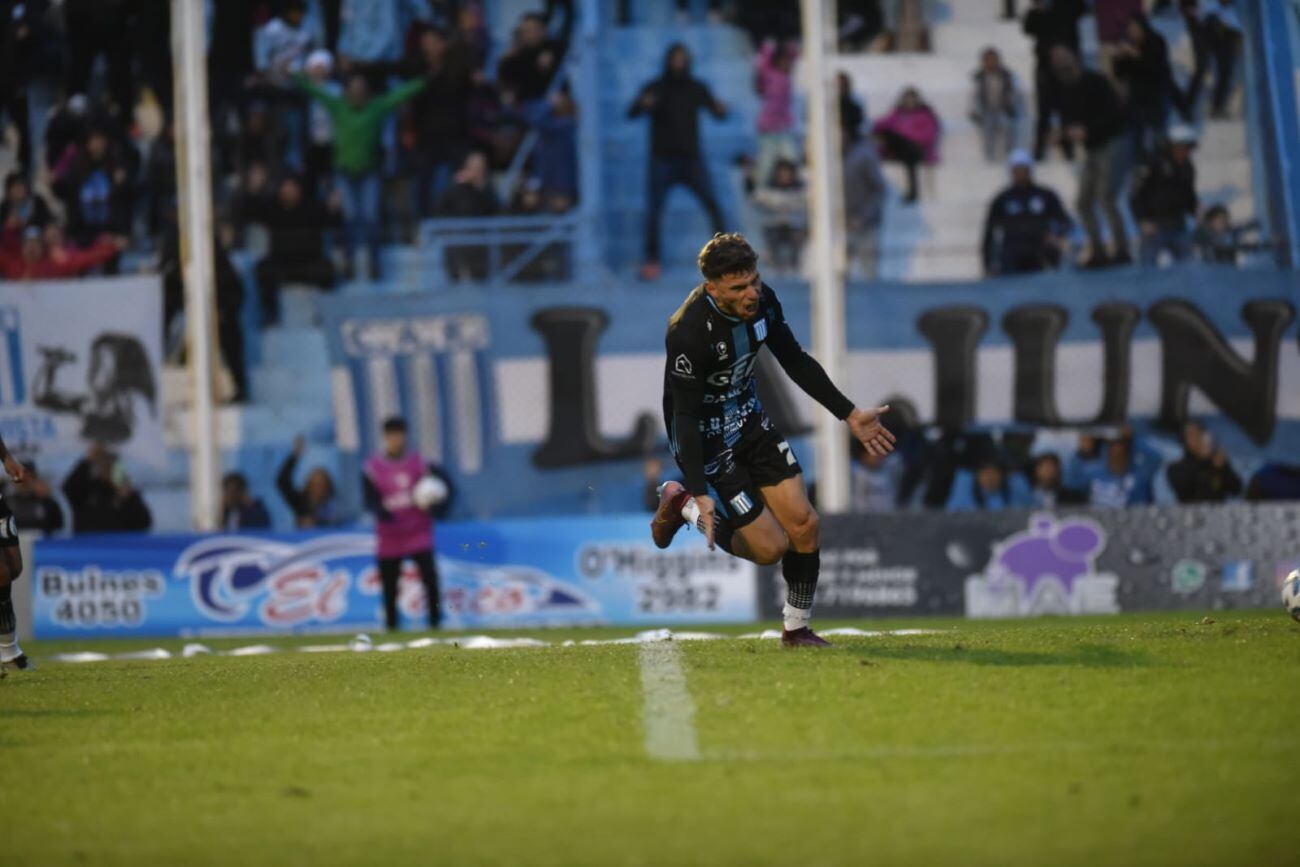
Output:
top-left (980, 149), bottom-right (1072, 276)
top-left (303, 49), bottom-right (341, 196)
top-left (1130, 125), bottom-right (1198, 266)
top-left (252, 0), bottom-right (324, 174)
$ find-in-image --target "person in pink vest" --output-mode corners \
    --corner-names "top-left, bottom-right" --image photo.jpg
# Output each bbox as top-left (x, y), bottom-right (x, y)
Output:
top-left (872, 87), bottom-right (942, 204)
top-left (362, 417), bottom-right (454, 630)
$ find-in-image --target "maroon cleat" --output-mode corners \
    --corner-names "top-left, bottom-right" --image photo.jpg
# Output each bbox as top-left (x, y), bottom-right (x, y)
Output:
top-left (781, 627), bottom-right (833, 648)
top-left (650, 481), bottom-right (691, 549)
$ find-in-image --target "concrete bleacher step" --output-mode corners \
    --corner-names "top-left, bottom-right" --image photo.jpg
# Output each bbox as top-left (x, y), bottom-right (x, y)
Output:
top-left (146, 486), bottom-right (194, 533)
top-left (259, 325), bottom-right (329, 368)
top-left (602, 23), bottom-right (752, 59)
top-left (251, 365), bottom-right (332, 407)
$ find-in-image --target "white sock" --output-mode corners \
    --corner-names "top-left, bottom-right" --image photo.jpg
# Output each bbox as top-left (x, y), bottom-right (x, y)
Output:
top-left (782, 603), bottom-right (812, 632)
top-left (680, 497), bottom-right (701, 527)
top-left (0, 631), bottom-right (18, 660)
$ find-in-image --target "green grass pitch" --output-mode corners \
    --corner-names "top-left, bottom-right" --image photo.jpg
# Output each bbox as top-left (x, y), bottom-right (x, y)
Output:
top-left (3, 611), bottom-right (1297, 866)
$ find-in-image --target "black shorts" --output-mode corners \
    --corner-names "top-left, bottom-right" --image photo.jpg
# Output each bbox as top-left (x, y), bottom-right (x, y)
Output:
top-left (678, 416), bottom-right (802, 530)
top-left (0, 499), bottom-right (17, 549)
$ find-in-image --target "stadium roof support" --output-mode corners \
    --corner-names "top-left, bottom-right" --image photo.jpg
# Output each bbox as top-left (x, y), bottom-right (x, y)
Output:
top-left (172, 0), bottom-right (220, 530)
top-left (801, 0), bottom-right (850, 512)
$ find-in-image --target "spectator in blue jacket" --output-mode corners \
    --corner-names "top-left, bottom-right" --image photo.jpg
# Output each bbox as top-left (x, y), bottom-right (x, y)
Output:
top-left (1085, 438), bottom-right (1154, 507)
top-left (946, 457), bottom-right (1033, 511)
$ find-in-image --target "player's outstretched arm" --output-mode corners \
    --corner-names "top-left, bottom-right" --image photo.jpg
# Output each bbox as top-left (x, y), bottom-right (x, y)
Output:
top-left (846, 405), bottom-right (896, 457)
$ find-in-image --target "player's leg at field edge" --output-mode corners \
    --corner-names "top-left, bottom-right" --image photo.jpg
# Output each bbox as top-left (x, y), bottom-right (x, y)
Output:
top-left (758, 476), bottom-right (822, 632)
top-left (0, 546), bottom-right (25, 659)
top-left (377, 556), bottom-right (403, 631)
top-left (412, 550), bottom-right (440, 629)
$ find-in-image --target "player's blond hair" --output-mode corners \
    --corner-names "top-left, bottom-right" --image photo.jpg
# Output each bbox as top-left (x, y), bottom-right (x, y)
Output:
top-left (666, 234), bottom-right (759, 332)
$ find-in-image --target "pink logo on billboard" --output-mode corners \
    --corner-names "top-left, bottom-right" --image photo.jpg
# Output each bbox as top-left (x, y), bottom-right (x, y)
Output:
top-left (965, 515), bottom-right (1119, 617)
top-left (175, 535), bottom-right (374, 627)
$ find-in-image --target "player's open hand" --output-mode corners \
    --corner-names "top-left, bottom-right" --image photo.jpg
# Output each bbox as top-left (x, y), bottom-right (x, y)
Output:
top-left (694, 494), bottom-right (717, 551)
top-left (3, 454), bottom-right (26, 485)
top-left (846, 405), bottom-right (896, 457)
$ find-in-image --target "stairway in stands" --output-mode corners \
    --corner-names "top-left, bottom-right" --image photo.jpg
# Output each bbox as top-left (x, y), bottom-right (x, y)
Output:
top-left (159, 283), bottom-right (344, 531)
top-left (836, 2), bottom-right (1255, 281)
top-left (596, 21), bottom-right (759, 275)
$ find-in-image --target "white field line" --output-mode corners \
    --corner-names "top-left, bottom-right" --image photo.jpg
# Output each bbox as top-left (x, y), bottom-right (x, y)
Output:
top-left (639, 640), bottom-right (701, 762)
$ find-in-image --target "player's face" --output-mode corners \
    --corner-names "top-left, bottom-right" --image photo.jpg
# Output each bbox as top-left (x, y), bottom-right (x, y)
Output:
top-left (383, 430), bottom-right (407, 457)
top-left (707, 270), bottom-right (762, 321)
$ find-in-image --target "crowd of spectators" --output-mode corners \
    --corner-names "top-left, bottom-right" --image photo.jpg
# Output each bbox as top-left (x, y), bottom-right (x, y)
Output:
top-left (724, 0), bottom-right (1250, 277)
top-left (0, 1), bottom-right (580, 298)
top-left (5, 432), bottom-right (349, 539)
top-left (0, 0), bottom-right (1259, 295)
top-left (840, 415), bottom-right (1295, 515)
top-left (0, 0), bottom-right (585, 407)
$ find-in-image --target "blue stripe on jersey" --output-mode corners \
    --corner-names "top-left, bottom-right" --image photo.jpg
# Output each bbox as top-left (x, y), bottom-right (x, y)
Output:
top-left (723, 322), bottom-right (752, 447)
top-left (705, 293), bottom-right (741, 322)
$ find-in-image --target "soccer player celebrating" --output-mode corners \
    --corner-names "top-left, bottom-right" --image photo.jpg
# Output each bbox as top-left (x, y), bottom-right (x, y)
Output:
top-left (0, 434), bottom-right (28, 673)
top-left (652, 233), bottom-right (894, 647)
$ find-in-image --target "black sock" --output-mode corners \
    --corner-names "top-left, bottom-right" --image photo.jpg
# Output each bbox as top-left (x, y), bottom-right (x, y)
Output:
top-left (0, 583), bottom-right (14, 635)
top-left (782, 549), bottom-right (820, 610)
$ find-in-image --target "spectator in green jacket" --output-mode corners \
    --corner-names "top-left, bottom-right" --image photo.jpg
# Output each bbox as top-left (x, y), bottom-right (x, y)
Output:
top-left (297, 72), bottom-right (426, 280)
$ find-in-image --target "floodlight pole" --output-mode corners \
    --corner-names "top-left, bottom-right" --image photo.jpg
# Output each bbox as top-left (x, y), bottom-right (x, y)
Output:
top-left (172, 0), bottom-right (220, 531)
top-left (801, 0), bottom-right (850, 513)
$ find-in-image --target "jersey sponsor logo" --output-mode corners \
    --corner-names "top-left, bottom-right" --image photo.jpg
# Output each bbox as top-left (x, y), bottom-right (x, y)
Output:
top-left (754, 319), bottom-right (767, 342)
top-left (703, 449), bottom-right (735, 478)
top-left (673, 353), bottom-right (694, 376)
top-left (729, 492), bottom-right (754, 515)
top-left (702, 385), bottom-right (747, 404)
top-left (705, 351), bottom-right (758, 387)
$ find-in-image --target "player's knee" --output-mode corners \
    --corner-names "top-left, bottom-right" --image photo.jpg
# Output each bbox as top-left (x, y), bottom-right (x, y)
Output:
top-left (787, 507), bottom-right (820, 551)
top-left (752, 545), bottom-right (786, 566)
top-left (749, 528), bottom-right (789, 566)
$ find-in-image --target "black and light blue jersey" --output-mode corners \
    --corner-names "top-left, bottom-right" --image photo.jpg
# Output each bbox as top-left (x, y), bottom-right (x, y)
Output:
top-left (661, 283), bottom-right (856, 495)
top-left (663, 284), bottom-right (795, 454)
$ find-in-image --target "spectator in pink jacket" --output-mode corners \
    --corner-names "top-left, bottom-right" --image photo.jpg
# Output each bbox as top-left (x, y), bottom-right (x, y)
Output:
top-left (754, 38), bottom-right (800, 190)
top-left (872, 87), bottom-right (941, 204)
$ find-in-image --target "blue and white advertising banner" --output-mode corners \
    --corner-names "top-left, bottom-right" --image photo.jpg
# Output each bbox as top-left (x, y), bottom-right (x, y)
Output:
top-left (0, 275), bottom-right (165, 475)
top-left (31, 516), bottom-right (757, 638)
top-left (320, 268), bottom-right (1299, 518)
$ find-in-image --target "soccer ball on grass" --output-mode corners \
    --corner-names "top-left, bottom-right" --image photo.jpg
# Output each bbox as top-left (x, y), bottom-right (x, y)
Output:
top-left (1282, 570), bottom-right (1300, 624)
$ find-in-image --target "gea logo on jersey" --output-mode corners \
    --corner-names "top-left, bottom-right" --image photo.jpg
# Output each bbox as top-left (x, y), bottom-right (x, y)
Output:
top-left (706, 351), bottom-right (758, 387)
